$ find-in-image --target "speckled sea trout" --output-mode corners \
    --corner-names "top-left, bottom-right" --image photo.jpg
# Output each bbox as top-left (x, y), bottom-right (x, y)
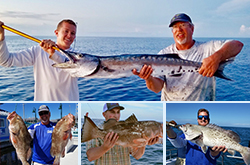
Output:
top-left (7, 111), bottom-right (32, 165)
top-left (180, 124), bottom-right (250, 165)
top-left (50, 113), bottom-right (75, 165)
top-left (52, 52), bottom-right (232, 80)
top-left (81, 114), bottom-right (163, 148)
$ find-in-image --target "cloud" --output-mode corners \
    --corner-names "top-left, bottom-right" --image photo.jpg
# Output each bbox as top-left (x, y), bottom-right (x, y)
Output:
top-left (0, 11), bottom-right (59, 20)
top-left (215, 0), bottom-right (250, 15)
top-left (240, 25), bottom-right (250, 34)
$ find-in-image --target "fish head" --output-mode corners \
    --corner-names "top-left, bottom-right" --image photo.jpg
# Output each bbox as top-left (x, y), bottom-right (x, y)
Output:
top-left (52, 52), bottom-right (100, 77)
top-left (7, 111), bottom-right (22, 134)
top-left (180, 123), bottom-right (202, 141)
top-left (62, 113), bottom-right (75, 130)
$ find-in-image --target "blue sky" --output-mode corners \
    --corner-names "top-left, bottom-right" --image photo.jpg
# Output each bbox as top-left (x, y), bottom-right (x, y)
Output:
top-left (81, 102), bottom-right (163, 122)
top-left (1, 0), bottom-right (249, 37)
top-left (0, 103), bottom-right (78, 120)
top-left (166, 102), bottom-right (250, 128)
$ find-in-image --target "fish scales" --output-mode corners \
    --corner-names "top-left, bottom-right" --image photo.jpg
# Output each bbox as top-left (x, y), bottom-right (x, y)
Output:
top-left (52, 52), bottom-right (232, 80)
top-left (180, 124), bottom-right (250, 165)
top-left (82, 114), bottom-right (163, 148)
top-left (7, 111), bottom-right (32, 165)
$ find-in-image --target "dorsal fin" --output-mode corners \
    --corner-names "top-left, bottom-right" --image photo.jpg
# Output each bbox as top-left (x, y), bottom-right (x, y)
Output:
top-left (125, 114), bottom-right (138, 123)
top-left (103, 119), bottom-right (118, 130)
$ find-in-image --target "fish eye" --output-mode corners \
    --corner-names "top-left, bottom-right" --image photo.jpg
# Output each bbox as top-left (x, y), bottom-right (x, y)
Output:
top-left (78, 54), bottom-right (83, 57)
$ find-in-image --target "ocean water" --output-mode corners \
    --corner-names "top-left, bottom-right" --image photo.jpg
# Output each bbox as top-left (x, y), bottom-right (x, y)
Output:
top-left (166, 126), bottom-right (250, 165)
top-left (81, 118), bottom-right (163, 165)
top-left (0, 36), bottom-right (249, 101)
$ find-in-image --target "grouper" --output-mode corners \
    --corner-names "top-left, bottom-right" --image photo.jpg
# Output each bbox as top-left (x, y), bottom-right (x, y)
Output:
top-left (52, 52), bottom-right (233, 80)
top-left (180, 123), bottom-right (250, 165)
top-left (7, 111), bottom-right (32, 165)
top-left (81, 114), bottom-right (163, 148)
top-left (50, 113), bottom-right (75, 165)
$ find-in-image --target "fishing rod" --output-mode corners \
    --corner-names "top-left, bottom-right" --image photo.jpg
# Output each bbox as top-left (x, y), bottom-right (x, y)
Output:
top-left (1, 24), bottom-right (74, 62)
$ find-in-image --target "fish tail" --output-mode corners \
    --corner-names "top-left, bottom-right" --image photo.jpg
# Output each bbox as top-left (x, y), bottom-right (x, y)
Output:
top-left (81, 116), bottom-right (98, 142)
top-left (53, 156), bottom-right (60, 165)
top-left (214, 58), bottom-right (234, 81)
top-left (241, 146), bottom-right (250, 165)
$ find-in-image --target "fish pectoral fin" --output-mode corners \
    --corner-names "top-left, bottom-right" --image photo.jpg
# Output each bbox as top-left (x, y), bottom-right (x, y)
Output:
top-left (133, 138), bottom-right (147, 146)
top-left (201, 145), bottom-right (208, 153)
top-left (100, 65), bottom-right (115, 72)
top-left (63, 133), bottom-right (69, 140)
top-left (11, 135), bottom-right (18, 144)
top-left (228, 149), bottom-right (236, 156)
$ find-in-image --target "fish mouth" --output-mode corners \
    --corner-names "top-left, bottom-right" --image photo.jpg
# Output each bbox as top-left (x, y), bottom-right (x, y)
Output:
top-left (7, 111), bottom-right (16, 120)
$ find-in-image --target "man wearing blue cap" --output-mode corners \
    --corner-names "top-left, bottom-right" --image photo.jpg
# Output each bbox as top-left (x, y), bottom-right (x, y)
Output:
top-left (133, 13), bottom-right (243, 101)
top-left (85, 103), bottom-right (159, 165)
top-left (28, 105), bottom-right (57, 165)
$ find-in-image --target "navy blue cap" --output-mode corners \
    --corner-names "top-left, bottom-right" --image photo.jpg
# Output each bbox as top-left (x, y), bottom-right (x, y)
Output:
top-left (169, 13), bottom-right (192, 27)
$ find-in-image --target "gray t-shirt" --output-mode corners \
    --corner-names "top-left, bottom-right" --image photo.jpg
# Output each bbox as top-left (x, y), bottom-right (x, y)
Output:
top-left (158, 40), bottom-right (231, 101)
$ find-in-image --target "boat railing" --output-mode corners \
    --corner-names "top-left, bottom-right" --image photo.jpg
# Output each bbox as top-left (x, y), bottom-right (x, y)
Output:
top-left (166, 148), bottom-right (245, 165)
top-left (219, 153), bottom-right (244, 165)
top-left (166, 148), bottom-right (178, 160)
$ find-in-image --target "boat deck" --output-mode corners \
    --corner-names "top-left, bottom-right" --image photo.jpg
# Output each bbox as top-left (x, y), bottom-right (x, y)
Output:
top-left (61, 136), bottom-right (78, 165)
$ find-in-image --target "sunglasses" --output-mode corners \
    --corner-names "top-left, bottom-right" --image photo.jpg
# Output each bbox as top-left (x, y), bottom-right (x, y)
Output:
top-left (198, 115), bottom-right (209, 120)
top-left (39, 111), bottom-right (49, 116)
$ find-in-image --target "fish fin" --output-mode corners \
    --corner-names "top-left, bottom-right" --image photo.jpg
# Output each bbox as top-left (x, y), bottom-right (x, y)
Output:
top-left (227, 149), bottom-right (236, 156)
top-left (241, 146), bottom-right (250, 165)
top-left (11, 135), bottom-right (18, 144)
top-left (100, 65), bottom-right (115, 72)
top-left (133, 138), bottom-right (147, 147)
top-left (214, 58), bottom-right (234, 81)
top-left (201, 145), bottom-right (208, 154)
top-left (162, 53), bottom-right (181, 59)
top-left (125, 114), bottom-right (138, 123)
top-left (103, 119), bottom-right (118, 130)
top-left (169, 74), bottom-right (182, 77)
top-left (53, 156), bottom-right (60, 165)
top-left (26, 147), bottom-right (32, 161)
top-left (62, 148), bottom-right (65, 158)
top-left (81, 116), bottom-right (99, 142)
top-left (63, 133), bottom-right (69, 140)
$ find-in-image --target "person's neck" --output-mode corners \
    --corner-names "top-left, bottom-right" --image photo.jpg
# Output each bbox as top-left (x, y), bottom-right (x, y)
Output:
top-left (41, 121), bottom-right (50, 125)
top-left (176, 40), bottom-right (195, 50)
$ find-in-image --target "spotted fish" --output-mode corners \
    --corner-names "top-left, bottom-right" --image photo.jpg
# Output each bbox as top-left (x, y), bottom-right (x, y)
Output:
top-left (81, 114), bottom-right (163, 148)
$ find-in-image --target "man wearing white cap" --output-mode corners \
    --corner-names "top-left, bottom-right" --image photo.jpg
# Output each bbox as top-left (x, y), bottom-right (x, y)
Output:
top-left (133, 13), bottom-right (243, 101)
top-left (28, 105), bottom-right (56, 165)
top-left (86, 103), bottom-right (158, 165)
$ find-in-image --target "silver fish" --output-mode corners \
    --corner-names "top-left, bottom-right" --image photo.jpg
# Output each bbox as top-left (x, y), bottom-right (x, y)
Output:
top-left (180, 123), bottom-right (250, 165)
top-left (52, 52), bottom-right (232, 80)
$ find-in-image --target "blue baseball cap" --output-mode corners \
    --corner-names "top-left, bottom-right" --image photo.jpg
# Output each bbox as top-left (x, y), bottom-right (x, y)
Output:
top-left (103, 103), bottom-right (124, 112)
top-left (169, 13), bottom-right (192, 27)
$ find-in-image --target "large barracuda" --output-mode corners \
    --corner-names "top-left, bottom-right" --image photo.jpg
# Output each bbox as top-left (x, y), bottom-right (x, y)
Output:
top-left (180, 123), bottom-right (250, 165)
top-left (52, 52), bottom-right (232, 80)
top-left (81, 114), bottom-right (163, 148)
top-left (7, 111), bottom-right (32, 165)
